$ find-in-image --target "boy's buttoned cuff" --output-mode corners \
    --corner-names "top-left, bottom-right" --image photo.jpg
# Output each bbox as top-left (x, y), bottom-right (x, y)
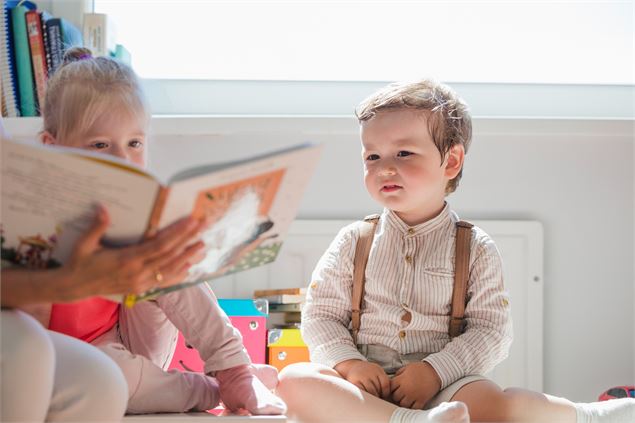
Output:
top-left (314, 343), bottom-right (367, 369)
top-left (423, 351), bottom-right (464, 390)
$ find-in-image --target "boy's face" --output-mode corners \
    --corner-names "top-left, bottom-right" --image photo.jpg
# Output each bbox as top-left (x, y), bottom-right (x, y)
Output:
top-left (42, 110), bottom-right (148, 169)
top-left (360, 109), bottom-right (463, 226)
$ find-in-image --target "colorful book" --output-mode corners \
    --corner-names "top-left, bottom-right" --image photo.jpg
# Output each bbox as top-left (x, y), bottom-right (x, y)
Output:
top-left (1, 138), bottom-right (322, 306)
top-left (0, 0), bottom-right (19, 117)
top-left (25, 9), bottom-right (47, 114)
top-left (10, 0), bottom-right (37, 116)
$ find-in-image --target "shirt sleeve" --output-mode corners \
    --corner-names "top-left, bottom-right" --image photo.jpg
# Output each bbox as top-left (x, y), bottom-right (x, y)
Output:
top-left (301, 225), bottom-right (368, 368)
top-left (423, 230), bottom-right (513, 389)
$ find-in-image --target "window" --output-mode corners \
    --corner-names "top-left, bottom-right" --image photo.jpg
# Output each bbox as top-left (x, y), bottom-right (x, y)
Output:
top-left (94, 1), bottom-right (634, 117)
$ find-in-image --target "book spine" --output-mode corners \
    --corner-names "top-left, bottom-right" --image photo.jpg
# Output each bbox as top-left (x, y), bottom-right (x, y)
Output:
top-left (40, 15), bottom-right (52, 77)
top-left (0, 0), bottom-right (18, 116)
top-left (25, 10), bottom-right (47, 114)
top-left (11, 4), bottom-right (36, 117)
top-left (45, 19), bottom-right (63, 75)
top-left (142, 185), bottom-right (171, 240)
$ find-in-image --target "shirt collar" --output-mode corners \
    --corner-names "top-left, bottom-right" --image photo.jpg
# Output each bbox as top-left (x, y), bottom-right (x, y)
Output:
top-left (382, 202), bottom-right (455, 237)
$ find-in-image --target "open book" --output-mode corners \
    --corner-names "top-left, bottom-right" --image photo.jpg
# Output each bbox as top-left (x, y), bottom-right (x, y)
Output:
top-left (1, 138), bottom-right (322, 306)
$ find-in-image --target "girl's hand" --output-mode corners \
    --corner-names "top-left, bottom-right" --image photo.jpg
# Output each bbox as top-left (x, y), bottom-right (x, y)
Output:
top-left (390, 361), bottom-right (441, 409)
top-left (57, 206), bottom-right (207, 301)
top-left (335, 359), bottom-right (391, 400)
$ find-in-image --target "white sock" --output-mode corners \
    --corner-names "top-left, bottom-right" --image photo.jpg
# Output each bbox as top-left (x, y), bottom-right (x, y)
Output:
top-left (389, 402), bottom-right (469, 423)
top-left (575, 398), bottom-right (635, 423)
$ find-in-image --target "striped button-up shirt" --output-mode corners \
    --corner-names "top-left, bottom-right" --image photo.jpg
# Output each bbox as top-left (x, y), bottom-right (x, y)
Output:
top-left (301, 203), bottom-right (513, 389)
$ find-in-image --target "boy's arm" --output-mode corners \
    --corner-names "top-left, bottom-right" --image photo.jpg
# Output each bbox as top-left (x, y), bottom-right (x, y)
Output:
top-left (301, 226), bottom-right (367, 368)
top-left (423, 234), bottom-right (513, 389)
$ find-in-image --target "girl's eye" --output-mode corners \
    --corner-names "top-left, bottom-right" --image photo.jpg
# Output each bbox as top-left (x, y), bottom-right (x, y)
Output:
top-left (129, 140), bottom-right (143, 148)
top-left (397, 151), bottom-right (413, 157)
top-left (366, 154), bottom-right (380, 161)
top-left (92, 142), bottom-right (108, 149)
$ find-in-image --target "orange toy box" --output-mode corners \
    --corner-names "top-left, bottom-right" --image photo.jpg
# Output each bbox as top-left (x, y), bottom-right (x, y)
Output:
top-left (267, 328), bottom-right (310, 371)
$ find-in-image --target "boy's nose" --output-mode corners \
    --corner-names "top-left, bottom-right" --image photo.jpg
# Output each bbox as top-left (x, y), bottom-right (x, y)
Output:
top-left (379, 166), bottom-right (397, 176)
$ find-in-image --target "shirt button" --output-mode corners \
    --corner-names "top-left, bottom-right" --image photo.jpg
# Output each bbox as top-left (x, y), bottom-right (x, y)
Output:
top-left (407, 228), bottom-right (415, 235)
top-left (502, 298), bottom-right (509, 307)
top-left (399, 330), bottom-right (406, 339)
top-left (310, 281), bottom-right (318, 289)
top-left (405, 255), bottom-right (413, 264)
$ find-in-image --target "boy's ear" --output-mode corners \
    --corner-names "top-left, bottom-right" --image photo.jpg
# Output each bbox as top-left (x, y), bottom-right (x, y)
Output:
top-left (444, 144), bottom-right (465, 179)
top-left (41, 131), bottom-right (57, 145)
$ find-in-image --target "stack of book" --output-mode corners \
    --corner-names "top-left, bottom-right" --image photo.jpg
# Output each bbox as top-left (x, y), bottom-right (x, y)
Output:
top-left (254, 287), bottom-right (307, 329)
top-left (1, 0), bottom-right (83, 117)
top-left (1, 1), bottom-right (125, 118)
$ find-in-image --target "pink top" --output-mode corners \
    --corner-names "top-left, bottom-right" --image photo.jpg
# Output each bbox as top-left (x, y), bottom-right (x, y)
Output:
top-left (49, 298), bottom-right (120, 343)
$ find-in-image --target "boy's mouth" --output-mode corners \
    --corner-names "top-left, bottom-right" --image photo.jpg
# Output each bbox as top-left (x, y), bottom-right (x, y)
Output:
top-left (381, 184), bottom-right (402, 193)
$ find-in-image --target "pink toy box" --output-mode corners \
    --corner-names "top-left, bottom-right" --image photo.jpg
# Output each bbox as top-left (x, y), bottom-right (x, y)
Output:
top-left (168, 298), bottom-right (268, 372)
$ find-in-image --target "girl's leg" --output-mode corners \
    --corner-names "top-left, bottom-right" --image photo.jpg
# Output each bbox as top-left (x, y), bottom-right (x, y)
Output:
top-left (120, 284), bottom-right (284, 414)
top-left (1, 310), bottom-right (55, 422)
top-left (47, 331), bottom-right (128, 422)
top-left (1, 310), bottom-right (128, 422)
top-left (100, 299), bottom-right (221, 414)
top-left (452, 380), bottom-right (635, 423)
top-left (277, 362), bottom-right (469, 423)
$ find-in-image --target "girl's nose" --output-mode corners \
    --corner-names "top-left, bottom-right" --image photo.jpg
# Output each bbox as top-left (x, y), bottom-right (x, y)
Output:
top-left (379, 165), bottom-right (397, 176)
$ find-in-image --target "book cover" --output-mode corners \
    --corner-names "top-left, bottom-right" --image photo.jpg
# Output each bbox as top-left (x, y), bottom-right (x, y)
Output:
top-left (10, 1), bottom-right (37, 116)
top-left (0, 138), bottom-right (322, 307)
top-left (25, 9), bottom-right (47, 114)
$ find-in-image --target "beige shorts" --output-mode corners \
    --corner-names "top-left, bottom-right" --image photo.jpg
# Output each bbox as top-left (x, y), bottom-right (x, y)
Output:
top-left (358, 344), bottom-right (486, 409)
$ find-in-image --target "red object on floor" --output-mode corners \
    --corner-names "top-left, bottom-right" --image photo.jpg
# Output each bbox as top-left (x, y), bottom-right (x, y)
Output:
top-left (598, 385), bottom-right (635, 401)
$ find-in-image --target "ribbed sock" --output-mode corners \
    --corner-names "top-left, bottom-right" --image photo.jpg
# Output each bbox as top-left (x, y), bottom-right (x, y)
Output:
top-left (575, 398), bottom-right (635, 423)
top-left (389, 402), bottom-right (469, 423)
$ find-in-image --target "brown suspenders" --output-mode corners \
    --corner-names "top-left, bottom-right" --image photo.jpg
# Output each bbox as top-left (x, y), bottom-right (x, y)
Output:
top-left (350, 215), bottom-right (473, 344)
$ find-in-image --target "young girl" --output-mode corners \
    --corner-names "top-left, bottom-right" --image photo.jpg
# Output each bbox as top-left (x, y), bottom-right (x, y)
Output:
top-left (38, 47), bottom-right (286, 416)
top-left (275, 79), bottom-right (635, 423)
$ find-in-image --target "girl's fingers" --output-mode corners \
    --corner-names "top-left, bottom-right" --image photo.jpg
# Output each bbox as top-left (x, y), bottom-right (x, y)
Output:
top-left (73, 205), bottom-right (110, 258)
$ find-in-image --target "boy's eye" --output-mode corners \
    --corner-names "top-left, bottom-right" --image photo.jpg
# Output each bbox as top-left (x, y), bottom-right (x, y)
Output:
top-left (92, 142), bottom-right (109, 149)
top-left (366, 154), bottom-right (380, 161)
top-left (397, 151), bottom-right (413, 157)
top-left (129, 140), bottom-right (143, 148)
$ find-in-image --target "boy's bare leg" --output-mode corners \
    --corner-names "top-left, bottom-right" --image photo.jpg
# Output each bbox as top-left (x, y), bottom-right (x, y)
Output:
top-left (277, 362), bottom-right (468, 423)
top-left (453, 380), bottom-right (635, 423)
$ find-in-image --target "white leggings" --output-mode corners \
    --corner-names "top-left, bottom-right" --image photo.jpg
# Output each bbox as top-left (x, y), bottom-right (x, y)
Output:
top-left (0, 310), bottom-right (128, 422)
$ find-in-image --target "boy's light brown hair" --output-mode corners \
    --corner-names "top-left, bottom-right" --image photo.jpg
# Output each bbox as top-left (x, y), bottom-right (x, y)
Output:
top-left (356, 78), bottom-right (472, 194)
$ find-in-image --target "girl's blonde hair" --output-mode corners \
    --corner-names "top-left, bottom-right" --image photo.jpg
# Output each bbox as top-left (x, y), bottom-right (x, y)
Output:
top-left (42, 47), bottom-right (149, 142)
top-left (356, 79), bottom-right (472, 194)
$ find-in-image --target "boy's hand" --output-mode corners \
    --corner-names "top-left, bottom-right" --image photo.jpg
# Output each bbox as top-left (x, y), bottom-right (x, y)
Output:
top-left (390, 362), bottom-right (441, 409)
top-left (335, 359), bottom-right (391, 400)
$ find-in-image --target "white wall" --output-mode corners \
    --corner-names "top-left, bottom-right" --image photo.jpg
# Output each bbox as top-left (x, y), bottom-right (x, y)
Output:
top-left (5, 116), bottom-right (633, 402)
top-left (147, 117), bottom-right (634, 402)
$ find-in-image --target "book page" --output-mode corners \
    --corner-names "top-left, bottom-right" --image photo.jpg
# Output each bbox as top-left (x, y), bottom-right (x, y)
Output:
top-left (1, 140), bottom-right (160, 267)
top-left (156, 143), bottom-right (322, 287)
